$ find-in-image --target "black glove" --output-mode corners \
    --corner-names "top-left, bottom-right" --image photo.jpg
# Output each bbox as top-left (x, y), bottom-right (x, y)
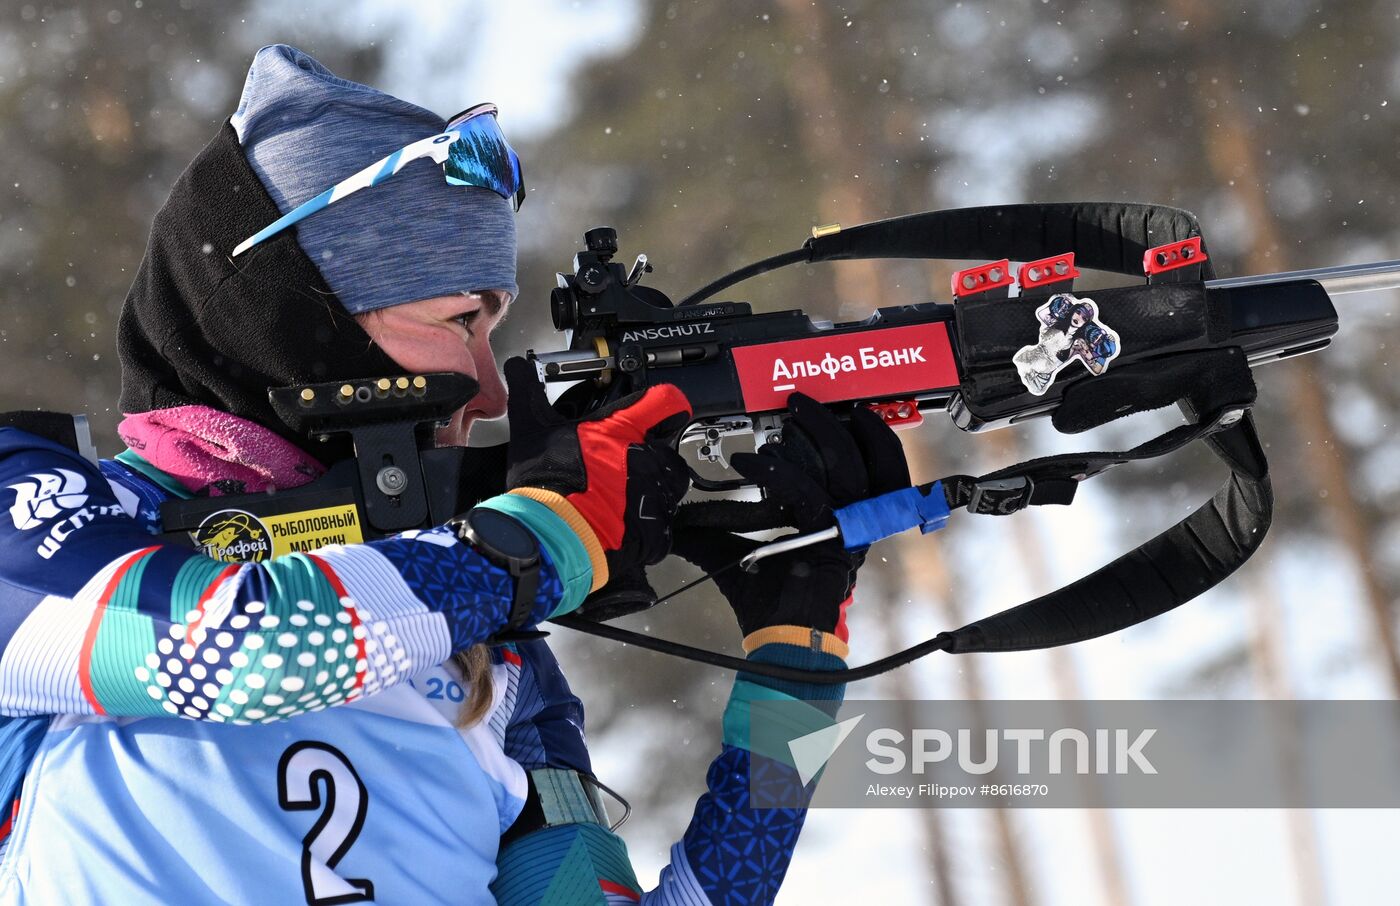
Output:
top-left (672, 393), bottom-right (910, 639)
top-left (502, 357), bottom-right (692, 581)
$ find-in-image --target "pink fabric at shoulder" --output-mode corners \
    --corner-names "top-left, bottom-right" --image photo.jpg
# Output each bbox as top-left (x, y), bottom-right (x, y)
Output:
top-left (118, 405), bottom-right (325, 496)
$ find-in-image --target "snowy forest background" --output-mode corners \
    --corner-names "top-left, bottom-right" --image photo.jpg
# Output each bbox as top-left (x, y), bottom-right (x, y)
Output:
top-left (3, 1), bottom-right (1399, 903)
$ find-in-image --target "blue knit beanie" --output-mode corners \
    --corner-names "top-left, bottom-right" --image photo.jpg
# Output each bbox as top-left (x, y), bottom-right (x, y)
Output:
top-left (230, 44), bottom-right (518, 313)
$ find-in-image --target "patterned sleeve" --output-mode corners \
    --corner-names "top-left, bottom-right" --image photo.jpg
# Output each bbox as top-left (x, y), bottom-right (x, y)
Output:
top-left (499, 638), bottom-right (592, 773)
top-left (0, 429), bottom-right (572, 723)
top-left (492, 641), bottom-right (846, 906)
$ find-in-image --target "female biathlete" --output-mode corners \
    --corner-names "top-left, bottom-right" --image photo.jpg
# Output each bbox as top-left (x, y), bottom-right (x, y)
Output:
top-left (0, 46), bottom-right (909, 905)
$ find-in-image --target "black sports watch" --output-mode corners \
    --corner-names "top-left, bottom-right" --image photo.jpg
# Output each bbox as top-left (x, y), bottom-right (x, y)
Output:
top-left (451, 508), bottom-right (541, 632)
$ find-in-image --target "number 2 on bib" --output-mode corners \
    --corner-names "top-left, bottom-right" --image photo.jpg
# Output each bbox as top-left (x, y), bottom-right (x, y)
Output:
top-left (278, 741), bottom-right (375, 905)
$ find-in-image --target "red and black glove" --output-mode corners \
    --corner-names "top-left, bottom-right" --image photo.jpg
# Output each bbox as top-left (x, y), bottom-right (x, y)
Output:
top-left (502, 357), bottom-right (692, 586)
top-left (672, 393), bottom-right (910, 642)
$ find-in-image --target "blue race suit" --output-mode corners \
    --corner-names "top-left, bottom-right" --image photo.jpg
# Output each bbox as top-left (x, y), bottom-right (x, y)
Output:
top-left (0, 428), bottom-right (844, 905)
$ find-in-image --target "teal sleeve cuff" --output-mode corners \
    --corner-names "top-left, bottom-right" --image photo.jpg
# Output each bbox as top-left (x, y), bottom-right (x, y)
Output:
top-left (739, 643), bottom-right (848, 709)
top-left (476, 494), bottom-right (593, 618)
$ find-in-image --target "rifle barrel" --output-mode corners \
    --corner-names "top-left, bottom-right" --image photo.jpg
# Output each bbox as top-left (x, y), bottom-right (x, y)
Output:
top-left (1208, 258), bottom-right (1400, 296)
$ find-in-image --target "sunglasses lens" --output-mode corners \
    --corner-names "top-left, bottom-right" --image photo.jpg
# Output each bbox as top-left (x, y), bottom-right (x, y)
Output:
top-left (443, 108), bottom-right (525, 210)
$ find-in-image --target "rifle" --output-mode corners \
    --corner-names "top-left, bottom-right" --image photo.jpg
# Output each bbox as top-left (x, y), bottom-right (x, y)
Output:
top-left (532, 203), bottom-right (1340, 475)
top-left (521, 202), bottom-right (1363, 679)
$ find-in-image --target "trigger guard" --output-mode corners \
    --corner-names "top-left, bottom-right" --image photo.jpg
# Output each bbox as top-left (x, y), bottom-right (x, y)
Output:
top-left (688, 464), bottom-right (751, 493)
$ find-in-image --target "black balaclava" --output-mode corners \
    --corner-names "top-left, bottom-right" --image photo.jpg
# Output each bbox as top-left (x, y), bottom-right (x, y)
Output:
top-left (116, 120), bottom-right (401, 459)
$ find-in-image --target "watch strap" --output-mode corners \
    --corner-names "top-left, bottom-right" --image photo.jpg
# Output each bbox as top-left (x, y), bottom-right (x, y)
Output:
top-left (506, 559), bottom-right (539, 631)
top-left (452, 509), bottom-right (541, 632)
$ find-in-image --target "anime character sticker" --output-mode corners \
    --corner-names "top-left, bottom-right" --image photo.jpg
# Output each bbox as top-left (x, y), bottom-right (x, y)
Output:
top-left (1012, 293), bottom-right (1121, 396)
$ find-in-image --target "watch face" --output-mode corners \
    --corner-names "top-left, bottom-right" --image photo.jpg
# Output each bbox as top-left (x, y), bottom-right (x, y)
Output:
top-left (467, 508), bottom-right (539, 561)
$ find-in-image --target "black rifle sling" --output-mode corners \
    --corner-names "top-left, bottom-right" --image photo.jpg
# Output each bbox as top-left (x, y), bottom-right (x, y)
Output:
top-left (679, 202), bottom-right (1211, 306)
top-left (936, 409), bottom-right (1271, 653)
top-left (802, 201), bottom-right (1213, 281)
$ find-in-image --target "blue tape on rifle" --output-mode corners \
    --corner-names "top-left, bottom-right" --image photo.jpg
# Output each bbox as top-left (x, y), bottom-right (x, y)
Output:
top-left (835, 482), bottom-right (950, 550)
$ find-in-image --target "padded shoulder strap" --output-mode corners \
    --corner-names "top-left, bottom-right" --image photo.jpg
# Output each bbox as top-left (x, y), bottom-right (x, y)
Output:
top-left (804, 202), bottom-right (1214, 279)
top-left (680, 202), bottom-right (1213, 307)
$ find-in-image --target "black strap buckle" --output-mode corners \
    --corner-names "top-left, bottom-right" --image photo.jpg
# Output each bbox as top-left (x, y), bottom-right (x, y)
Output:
top-left (968, 476), bottom-right (1035, 515)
